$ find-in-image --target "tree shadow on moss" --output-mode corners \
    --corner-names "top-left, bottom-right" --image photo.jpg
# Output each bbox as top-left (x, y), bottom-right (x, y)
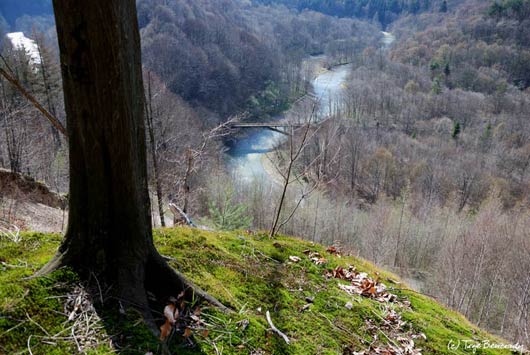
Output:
top-left (81, 274), bottom-right (208, 355)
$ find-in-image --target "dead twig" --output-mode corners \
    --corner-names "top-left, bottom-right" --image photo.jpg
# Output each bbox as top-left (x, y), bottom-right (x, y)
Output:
top-left (27, 335), bottom-right (33, 355)
top-left (90, 272), bottom-right (104, 305)
top-left (265, 310), bottom-right (290, 345)
top-left (26, 312), bottom-right (51, 337)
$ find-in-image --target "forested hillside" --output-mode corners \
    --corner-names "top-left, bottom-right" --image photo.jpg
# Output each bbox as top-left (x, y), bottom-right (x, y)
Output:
top-left (254, 0), bottom-right (444, 26)
top-left (138, 0), bottom-right (379, 114)
top-left (255, 0), bottom-right (530, 345)
top-left (0, 0), bottom-right (379, 191)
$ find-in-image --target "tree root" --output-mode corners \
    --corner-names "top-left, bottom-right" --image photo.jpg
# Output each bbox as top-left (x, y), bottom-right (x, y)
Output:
top-left (35, 247), bottom-right (231, 313)
top-left (32, 243), bottom-right (232, 351)
top-left (145, 252), bottom-right (231, 313)
top-left (31, 249), bottom-right (68, 278)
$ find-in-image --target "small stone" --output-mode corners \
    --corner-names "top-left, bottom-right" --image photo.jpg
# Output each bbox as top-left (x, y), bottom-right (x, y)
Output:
top-left (345, 302), bottom-right (353, 310)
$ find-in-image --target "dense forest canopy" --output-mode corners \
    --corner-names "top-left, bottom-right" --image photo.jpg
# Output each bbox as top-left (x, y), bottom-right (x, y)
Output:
top-left (253, 0), bottom-right (442, 26)
top-left (391, 0), bottom-right (530, 90)
top-left (0, 0), bottom-right (380, 116)
top-left (138, 0), bottom-right (379, 115)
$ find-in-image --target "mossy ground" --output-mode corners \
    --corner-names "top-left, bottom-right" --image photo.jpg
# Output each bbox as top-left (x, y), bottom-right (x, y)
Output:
top-left (0, 228), bottom-right (513, 354)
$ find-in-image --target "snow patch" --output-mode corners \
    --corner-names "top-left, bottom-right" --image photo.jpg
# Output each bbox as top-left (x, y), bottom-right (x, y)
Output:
top-left (6, 32), bottom-right (41, 66)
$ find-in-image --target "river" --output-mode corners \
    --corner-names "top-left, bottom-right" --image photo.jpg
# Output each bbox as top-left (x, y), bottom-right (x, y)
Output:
top-left (227, 32), bottom-right (395, 184)
top-left (226, 62), bottom-right (352, 184)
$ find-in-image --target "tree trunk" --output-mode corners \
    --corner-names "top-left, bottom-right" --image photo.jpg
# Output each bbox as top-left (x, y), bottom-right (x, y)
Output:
top-left (40, 0), bottom-right (225, 320)
top-left (145, 72), bottom-right (166, 227)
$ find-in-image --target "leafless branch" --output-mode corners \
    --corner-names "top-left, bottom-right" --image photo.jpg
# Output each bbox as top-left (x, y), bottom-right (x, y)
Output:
top-left (0, 67), bottom-right (67, 138)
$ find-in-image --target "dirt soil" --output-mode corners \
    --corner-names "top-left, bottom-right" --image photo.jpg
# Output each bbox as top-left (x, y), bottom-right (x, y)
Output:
top-left (0, 169), bottom-right (66, 233)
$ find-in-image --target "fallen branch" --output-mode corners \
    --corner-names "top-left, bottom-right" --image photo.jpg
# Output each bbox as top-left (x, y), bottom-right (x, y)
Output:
top-left (169, 203), bottom-right (196, 227)
top-left (0, 67), bottom-right (67, 138)
top-left (266, 310), bottom-right (290, 345)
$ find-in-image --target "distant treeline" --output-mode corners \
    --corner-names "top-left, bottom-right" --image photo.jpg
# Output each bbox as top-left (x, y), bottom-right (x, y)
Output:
top-left (253, 0), bottom-right (441, 26)
top-left (0, 0), bottom-right (52, 28)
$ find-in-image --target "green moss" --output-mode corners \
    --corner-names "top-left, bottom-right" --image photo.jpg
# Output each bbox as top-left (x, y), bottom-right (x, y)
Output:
top-left (0, 228), bottom-right (513, 354)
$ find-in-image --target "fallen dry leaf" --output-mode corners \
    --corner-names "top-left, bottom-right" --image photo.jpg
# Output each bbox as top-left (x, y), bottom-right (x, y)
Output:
top-left (184, 327), bottom-right (192, 338)
top-left (311, 257), bottom-right (327, 265)
top-left (160, 320), bottom-right (172, 341)
top-left (301, 303), bottom-right (311, 311)
top-left (163, 304), bottom-right (179, 324)
top-left (331, 266), bottom-right (397, 303)
top-left (308, 251), bottom-right (321, 258)
top-left (326, 246), bottom-right (337, 254)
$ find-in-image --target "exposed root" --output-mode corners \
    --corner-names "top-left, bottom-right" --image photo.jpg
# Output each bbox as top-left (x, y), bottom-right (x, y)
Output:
top-left (145, 252), bottom-right (231, 313)
top-left (34, 246), bottom-right (231, 340)
top-left (32, 250), bottom-right (68, 278)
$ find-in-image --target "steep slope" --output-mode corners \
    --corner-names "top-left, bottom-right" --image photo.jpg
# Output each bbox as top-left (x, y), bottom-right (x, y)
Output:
top-left (0, 228), bottom-right (516, 354)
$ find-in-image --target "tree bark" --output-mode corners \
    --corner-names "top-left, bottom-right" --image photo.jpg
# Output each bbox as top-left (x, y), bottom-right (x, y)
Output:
top-left (145, 71), bottom-right (166, 227)
top-left (39, 0), bottom-right (225, 319)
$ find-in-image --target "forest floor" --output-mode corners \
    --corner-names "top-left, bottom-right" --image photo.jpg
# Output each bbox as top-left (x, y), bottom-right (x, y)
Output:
top-left (0, 227), bottom-right (517, 355)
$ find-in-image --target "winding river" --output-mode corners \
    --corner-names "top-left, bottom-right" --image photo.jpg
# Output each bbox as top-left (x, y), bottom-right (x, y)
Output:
top-left (227, 62), bottom-right (352, 184)
top-left (227, 32), bottom-right (395, 184)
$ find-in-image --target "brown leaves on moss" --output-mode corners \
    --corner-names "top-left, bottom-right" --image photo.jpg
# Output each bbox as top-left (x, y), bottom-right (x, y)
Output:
top-left (159, 291), bottom-right (208, 342)
top-left (326, 266), bottom-right (397, 303)
top-left (327, 265), bottom-right (425, 355)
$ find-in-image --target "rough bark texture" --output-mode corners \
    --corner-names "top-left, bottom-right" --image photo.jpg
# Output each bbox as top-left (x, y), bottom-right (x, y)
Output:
top-left (42, 0), bottom-right (227, 316)
top-left (47, 0), bottom-right (153, 307)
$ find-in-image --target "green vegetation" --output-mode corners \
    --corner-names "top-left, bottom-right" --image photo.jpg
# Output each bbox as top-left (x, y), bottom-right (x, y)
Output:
top-left (246, 81), bottom-right (290, 119)
top-left (488, 0), bottom-right (530, 21)
top-left (452, 121), bottom-right (461, 140)
top-left (0, 229), bottom-right (512, 354)
top-left (203, 186), bottom-right (253, 230)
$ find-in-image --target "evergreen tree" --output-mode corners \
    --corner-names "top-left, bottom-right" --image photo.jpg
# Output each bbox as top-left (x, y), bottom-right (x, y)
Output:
top-left (431, 75), bottom-right (443, 94)
top-left (206, 186), bottom-right (252, 230)
top-left (452, 121), bottom-right (461, 140)
top-left (440, 0), bottom-right (448, 12)
top-left (443, 62), bottom-right (451, 76)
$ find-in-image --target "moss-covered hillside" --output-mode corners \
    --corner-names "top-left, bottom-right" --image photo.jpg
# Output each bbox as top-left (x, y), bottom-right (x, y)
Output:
top-left (0, 228), bottom-right (514, 354)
